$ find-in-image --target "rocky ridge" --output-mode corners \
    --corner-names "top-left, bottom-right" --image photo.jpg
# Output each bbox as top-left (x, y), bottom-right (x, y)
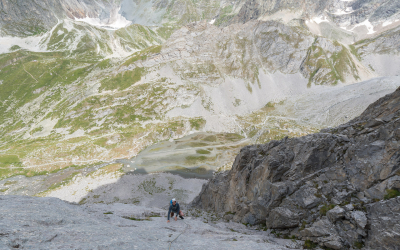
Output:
top-left (2, 0), bottom-right (400, 37)
top-left (230, 0), bottom-right (400, 27)
top-left (192, 86), bottom-right (400, 249)
top-left (0, 195), bottom-right (302, 249)
top-left (0, 0), bottom-right (115, 36)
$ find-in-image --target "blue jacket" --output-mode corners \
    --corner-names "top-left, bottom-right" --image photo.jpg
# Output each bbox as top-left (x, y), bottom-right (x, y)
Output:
top-left (167, 203), bottom-right (180, 220)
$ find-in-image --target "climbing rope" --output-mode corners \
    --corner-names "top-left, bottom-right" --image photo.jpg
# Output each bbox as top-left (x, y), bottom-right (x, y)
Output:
top-left (168, 219), bottom-right (190, 250)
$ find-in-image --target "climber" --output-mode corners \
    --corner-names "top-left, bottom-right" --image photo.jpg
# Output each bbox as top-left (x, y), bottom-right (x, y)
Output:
top-left (167, 198), bottom-right (184, 222)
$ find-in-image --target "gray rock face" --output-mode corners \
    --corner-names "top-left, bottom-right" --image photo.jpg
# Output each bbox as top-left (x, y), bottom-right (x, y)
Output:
top-left (327, 206), bottom-right (345, 222)
top-left (366, 197), bottom-right (400, 250)
top-left (0, 0), bottom-right (114, 36)
top-left (192, 86), bottom-right (400, 248)
top-left (356, 26), bottom-right (400, 76)
top-left (266, 207), bottom-right (300, 229)
top-left (0, 195), bottom-right (295, 250)
top-left (227, 0), bottom-right (400, 27)
top-left (300, 219), bottom-right (344, 249)
top-left (136, 20), bottom-right (363, 86)
top-left (351, 210), bottom-right (367, 229)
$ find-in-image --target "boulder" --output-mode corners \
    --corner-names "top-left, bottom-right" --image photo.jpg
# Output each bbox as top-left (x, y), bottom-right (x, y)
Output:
top-left (301, 219), bottom-right (344, 249)
top-left (301, 219), bottom-right (335, 238)
top-left (351, 211), bottom-right (367, 229)
top-left (265, 207), bottom-right (300, 229)
top-left (327, 206), bottom-right (345, 222)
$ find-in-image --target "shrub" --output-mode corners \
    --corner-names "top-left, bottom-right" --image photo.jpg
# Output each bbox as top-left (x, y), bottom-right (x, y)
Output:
top-left (303, 240), bottom-right (318, 249)
top-left (354, 241), bottom-right (364, 249)
top-left (320, 204), bottom-right (335, 216)
top-left (384, 189), bottom-right (400, 200)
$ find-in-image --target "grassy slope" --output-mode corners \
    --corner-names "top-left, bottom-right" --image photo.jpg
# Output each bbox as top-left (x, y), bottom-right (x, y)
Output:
top-left (0, 20), bottom-right (204, 179)
top-left (0, 16), bottom-right (363, 180)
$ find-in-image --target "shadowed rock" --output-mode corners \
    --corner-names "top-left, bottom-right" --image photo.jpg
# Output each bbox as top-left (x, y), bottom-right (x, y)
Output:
top-left (192, 86), bottom-right (400, 249)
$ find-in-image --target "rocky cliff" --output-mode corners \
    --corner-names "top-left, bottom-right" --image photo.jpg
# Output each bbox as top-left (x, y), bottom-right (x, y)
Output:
top-left (0, 0), bottom-right (115, 36)
top-left (192, 86), bottom-right (400, 249)
top-left (226, 0), bottom-right (400, 27)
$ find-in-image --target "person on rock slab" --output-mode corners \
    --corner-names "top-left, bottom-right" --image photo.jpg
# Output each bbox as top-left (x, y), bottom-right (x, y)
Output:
top-left (167, 198), bottom-right (184, 222)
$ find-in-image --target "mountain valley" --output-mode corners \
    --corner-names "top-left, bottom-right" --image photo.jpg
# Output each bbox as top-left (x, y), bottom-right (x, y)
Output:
top-left (1, 0), bottom-right (400, 249)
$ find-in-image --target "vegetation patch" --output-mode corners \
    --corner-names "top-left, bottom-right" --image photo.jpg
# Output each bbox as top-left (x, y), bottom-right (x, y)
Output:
top-left (96, 59), bottom-right (111, 70)
top-left (215, 6), bottom-right (234, 26)
top-left (384, 189), bottom-right (400, 200)
top-left (139, 179), bottom-right (166, 195)
top-left (190, 118), bottom-right (206, 130)
top-left (10, 45), bottom-right (21, 51)
top-left (123, 45), bottom-right (162, 66)
top-left (223, 133), bottom-right (244, 142)
top-left (98, 163), bottom-right (123, 174)
top-left (187, 142), bottom-right (209, 147)
top-left (320, 204), bottom-right (335, 216)
top-left (303, 240), bottom-right (318, 249)
top-left (79, 198), bottom-right (87, 205)
top-left (185, 155), bottom-right (207, 165)
top-left (0, 155), bottom-right (20, 165)
top-left (123, 216), bottom-right (150, 221)
top-left (30, 126), bottom-right (44, 135)
top-left (0, 165), bottom-right (65, 181)
top-left (38, 172), bottom-right (80, 195)
top-left (203, 135), bottom-right (217, 142)
top-left (100, 67), bottom-right (145, 91)
top-left (196, 149), bottom-right (211, 154)
top-left (3, 180), bottom-right (18, 186)
top-left (354, 241), bottom-right (364, 249)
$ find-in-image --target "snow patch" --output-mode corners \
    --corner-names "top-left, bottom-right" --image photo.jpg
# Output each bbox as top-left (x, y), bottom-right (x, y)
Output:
top-left (383, 20), bottom-right (393, 27)
top-left (310, 16), bottom-right (329, 24)
top-left (0, 35), bottom-right (46, 54)
top-left (354, 20), bottom-right (376, 34)
top-left (341, 19), bottom-right (376, 34)
top-left (0, 18), bottom-right (63, 54)
top-left (75, 7), bottom-right (131, 30)
top-left (382, 19), bottom-right (400, 27)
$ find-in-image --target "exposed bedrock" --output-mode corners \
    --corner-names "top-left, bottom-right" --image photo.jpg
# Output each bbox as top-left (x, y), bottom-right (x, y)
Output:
top-left (0, 0), bottom-right (113, 36)
top-left (192, 86), bottom-right (400, 249)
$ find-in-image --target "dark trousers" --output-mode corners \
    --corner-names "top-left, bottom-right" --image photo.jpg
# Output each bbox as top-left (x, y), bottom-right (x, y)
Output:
top-left (170, 211), bottom-right (184, 217)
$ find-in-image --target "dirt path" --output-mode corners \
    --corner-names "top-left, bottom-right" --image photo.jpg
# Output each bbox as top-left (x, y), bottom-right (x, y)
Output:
top-left (23, 65), bottom-right (39, 83)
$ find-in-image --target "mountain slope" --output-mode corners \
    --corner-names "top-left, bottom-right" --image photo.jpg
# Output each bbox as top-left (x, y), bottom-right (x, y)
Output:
top-left (192, 85), bottom-right (400, 249)
top-left (0, 0), bottom-right (399, 197)
top-left (0, 194), bottom-right (303, 249)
